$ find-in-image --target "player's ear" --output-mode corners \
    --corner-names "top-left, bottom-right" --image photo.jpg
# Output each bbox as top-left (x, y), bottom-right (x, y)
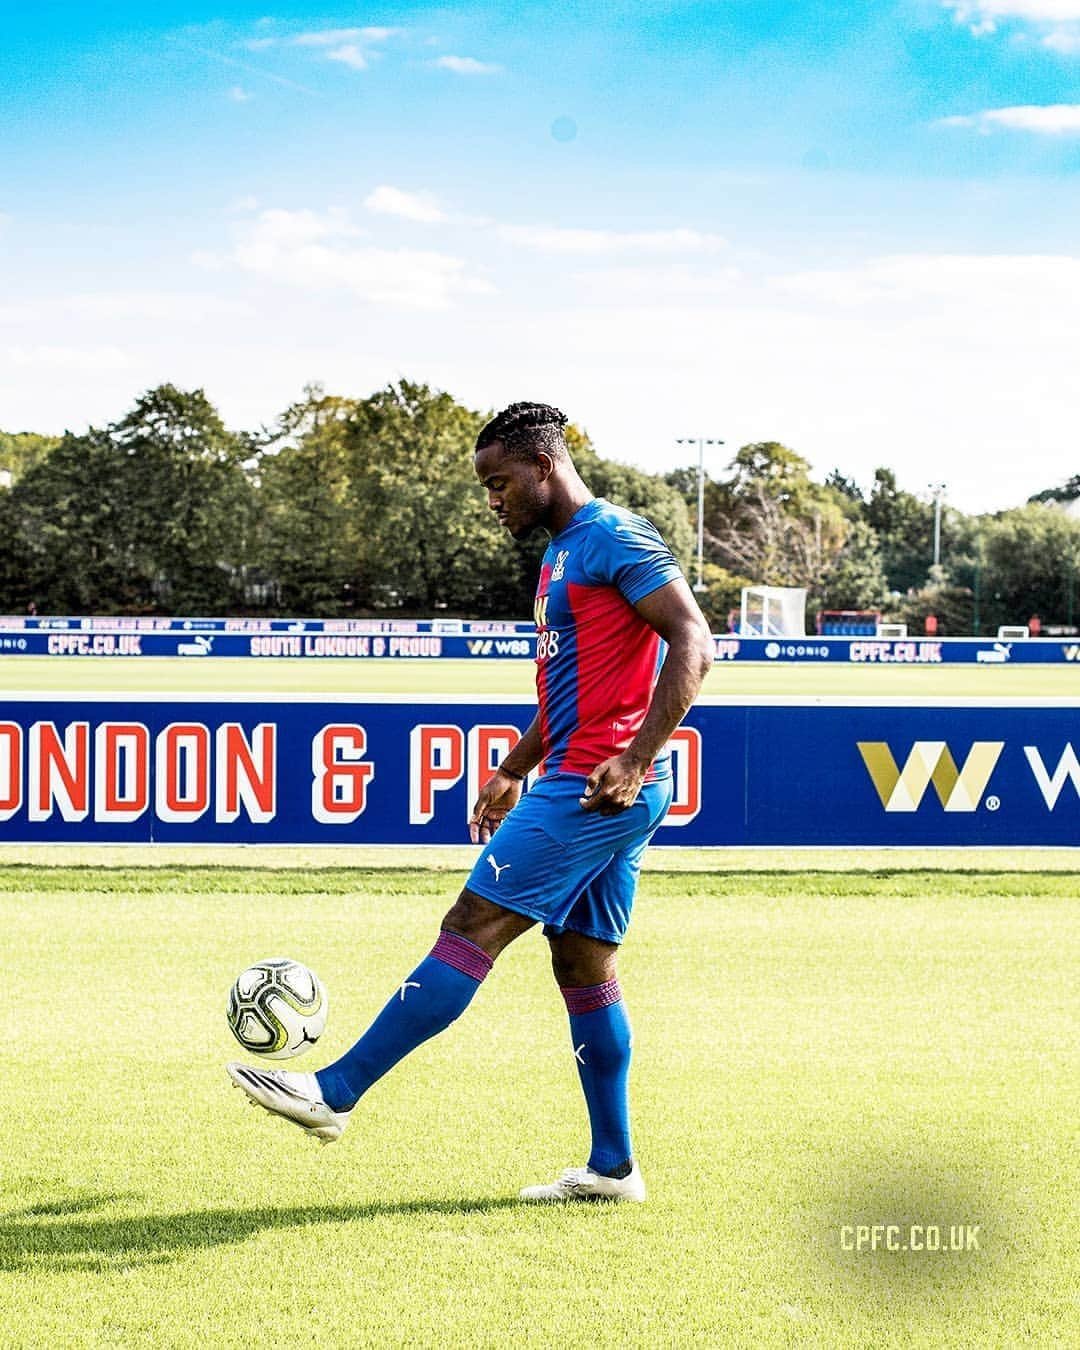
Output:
top-left (534, 451), bottom-right (556, 482)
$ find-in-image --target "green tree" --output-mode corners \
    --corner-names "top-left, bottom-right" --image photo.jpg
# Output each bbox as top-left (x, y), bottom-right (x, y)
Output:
top-left (864, 468), bottom-right (934, 594)
top-left (1030, 474), bottom-right (1080, 505)
top-left (726, 442), bottom-right (814, 506)
top-left (255, 386), bottom-right (364, 614)
top-left (974, 503), bottom-right (1080, 631)
top-left (700, 442), bottom-right (849, 592)
top-left (693, 562), bottom-right (756, 632)
top-left (0, 387), bottom-right (255, 613)
top-left (0, 431), bottom-right (61, 484)
top-left (816, 518), bottom-right (888, 612)
top-left (254, 384), bottom-right (693, 619)
top-left (341, 381), bottom-right (522, 615)
top-left (0, 429), bottom-right (124, 611)
top-left (110, 386), bottom-right (257, 612)
top-left (892, 578), bottom-right (975, 637)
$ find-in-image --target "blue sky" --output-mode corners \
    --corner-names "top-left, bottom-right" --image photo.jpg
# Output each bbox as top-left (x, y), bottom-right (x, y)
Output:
top-left (3, 1), bottom-right (1080, 511)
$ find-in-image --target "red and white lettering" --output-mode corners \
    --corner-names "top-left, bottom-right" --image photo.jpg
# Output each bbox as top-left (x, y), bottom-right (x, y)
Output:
top-left (312, 724), bottom-right (375, 824)
top-left (0, 722), bottom-right (22, 822)
top-left (216, 723), bottom-right (277, 824)
top-left (664, 727), bottom-right (702, 825)
top-left (29, 721), bottom-right (90, 822)
top-left (94, 723), bottom-right (150, 822)
top-left (410, 724), bottom-right (464, 824)
top-left (155, 723), bottom-right (211, 822)
top-left (466, 724), bottom-right (522, 821)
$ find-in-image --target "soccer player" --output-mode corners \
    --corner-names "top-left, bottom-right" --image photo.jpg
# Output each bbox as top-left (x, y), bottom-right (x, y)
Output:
top-left (228, 402), bottom-right (714, 1202)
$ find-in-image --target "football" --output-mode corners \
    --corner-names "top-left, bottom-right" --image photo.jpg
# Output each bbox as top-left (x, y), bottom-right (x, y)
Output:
top-left (226, 957), bottom-right (328, 1059)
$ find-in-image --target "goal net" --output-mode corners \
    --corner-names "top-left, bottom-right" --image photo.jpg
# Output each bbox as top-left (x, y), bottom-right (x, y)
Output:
top-left (739, 586), bottom-right (807, 638)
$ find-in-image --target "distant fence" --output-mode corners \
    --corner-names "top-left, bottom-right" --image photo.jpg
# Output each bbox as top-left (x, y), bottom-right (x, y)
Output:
top-left (2, 615), bottom-right (1080, 664)
top-left (0, 695), bottom-right (1076, 845)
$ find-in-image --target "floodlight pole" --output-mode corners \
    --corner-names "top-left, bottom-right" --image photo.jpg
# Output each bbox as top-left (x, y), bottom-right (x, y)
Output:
top-left (929, 481), bottom-right (947, 570)
top-left (677, 436), bottom-right (724, 592)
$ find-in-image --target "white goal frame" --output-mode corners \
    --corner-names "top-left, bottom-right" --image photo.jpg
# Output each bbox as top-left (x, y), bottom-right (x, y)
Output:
top-left (739, 586), bottom-right (807, 638)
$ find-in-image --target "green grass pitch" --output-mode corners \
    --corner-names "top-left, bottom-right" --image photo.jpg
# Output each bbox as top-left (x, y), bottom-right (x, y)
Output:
top-left (2, 864), bottom-right (1077, 1347)
top-left (1, 656), bottom-right (1077, 1346)
top-left (1, 653), bottom-right (1078, 696)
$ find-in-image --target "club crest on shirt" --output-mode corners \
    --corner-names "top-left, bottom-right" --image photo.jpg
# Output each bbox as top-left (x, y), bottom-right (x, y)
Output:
top-left (551, 549), bottom-right (570, 582)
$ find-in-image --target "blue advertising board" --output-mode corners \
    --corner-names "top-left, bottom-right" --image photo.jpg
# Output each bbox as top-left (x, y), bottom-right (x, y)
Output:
top-left (2, 616), bottom-right (536, 634)
top-left (0, 631), bottom-right (535, 659)
top-left (0, 695), bottom-right (1076, 846)
top-left (3, 624), bottom-right (1080, 664)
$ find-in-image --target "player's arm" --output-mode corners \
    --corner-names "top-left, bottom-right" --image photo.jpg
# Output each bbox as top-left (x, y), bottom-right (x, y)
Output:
top-left (468, 714), bottom-right (543, 844)
top-left (580, 578), bottom-right (713, 815)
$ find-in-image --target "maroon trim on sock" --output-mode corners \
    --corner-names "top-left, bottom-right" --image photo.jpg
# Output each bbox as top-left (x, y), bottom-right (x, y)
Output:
top-left (431, 931), bottom-right (493, 982)
top-left (561, 979), bottom-right (622, 1015)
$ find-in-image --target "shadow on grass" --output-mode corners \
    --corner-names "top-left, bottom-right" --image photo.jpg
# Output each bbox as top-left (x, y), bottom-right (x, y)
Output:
top-left (1, 1195), bottom-right (526, 1273)
top-left (17, 1192), bottom-right (143, 1219)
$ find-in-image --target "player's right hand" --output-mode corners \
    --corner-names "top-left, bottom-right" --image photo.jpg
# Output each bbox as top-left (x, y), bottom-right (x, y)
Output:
top-left (469, 769), bottom-right (524, 844)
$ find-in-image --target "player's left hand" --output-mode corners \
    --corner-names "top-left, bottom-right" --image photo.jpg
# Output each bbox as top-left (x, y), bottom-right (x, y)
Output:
top-left (579, 752), bottom-right (647, 815)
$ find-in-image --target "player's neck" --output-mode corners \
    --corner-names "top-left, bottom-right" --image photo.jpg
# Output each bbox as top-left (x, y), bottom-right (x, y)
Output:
top-left (547, 477), bottom-right (594, 536)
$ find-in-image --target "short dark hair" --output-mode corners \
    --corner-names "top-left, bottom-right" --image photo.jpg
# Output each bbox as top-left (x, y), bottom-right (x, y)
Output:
top-left (475, 402), bottom-right (569, 462)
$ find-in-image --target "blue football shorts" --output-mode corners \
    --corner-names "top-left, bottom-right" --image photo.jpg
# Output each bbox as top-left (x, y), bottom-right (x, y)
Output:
top-left (464, 771), bottom-right (674, 945)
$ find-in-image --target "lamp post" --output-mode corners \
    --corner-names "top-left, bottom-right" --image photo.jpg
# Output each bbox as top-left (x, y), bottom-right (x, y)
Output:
top-left (677, 436), bottom-right (723, 592)
top-left (928, 482), bottom-right (947, 570)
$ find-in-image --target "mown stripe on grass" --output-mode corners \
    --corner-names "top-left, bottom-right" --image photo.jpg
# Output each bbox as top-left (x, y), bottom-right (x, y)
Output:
top-left (1, 865), bottom-right (1077, 899)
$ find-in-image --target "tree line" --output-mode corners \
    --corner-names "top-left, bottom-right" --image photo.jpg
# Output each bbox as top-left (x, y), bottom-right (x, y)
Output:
top-left (1, 381), bottom-right (1077, 635)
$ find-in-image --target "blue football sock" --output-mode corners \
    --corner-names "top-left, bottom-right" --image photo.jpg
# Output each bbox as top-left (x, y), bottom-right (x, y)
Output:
top-left (563, 980), bottom-right (633, 1176)
top-left (316, 931), bottom-right (492, 1112)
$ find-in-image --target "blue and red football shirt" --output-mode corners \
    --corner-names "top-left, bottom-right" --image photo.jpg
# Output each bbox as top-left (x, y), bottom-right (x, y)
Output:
top-left (533, 497), bottom-right (683, 780)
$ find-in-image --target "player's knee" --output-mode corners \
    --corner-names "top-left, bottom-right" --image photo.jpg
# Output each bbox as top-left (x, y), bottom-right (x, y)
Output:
top-left (441, 887), bottom-right (534, 959)
top-left (549, 933), bottom-right (618, 988)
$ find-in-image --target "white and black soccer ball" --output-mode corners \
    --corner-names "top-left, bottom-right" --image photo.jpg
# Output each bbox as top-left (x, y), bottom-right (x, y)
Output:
top-left (226, 958), bottom-right (328, 1060)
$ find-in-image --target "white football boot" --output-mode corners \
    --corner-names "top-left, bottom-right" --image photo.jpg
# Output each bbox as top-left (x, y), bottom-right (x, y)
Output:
top-left (519, 1161), bottom-right (646, 1203)
top-left (226, 1062), bottom-right (352, 1143)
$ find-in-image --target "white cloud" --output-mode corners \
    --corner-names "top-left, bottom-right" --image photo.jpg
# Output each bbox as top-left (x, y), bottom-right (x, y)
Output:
top-left (943, 1), bottom-right (1080, 44)
top-left (325, 45), bottom-right (369, 70)
top-left (227, 85), bottom-right (252, 102)
top-left (0, 293), bottom-right (250, 325)
top-left (285, 26), bottom-right (399, 70)
top-left (3, 344), bottom-right (131, 372)
top-left (569, 264), bottom-right (743, 301)
top-left (1041, 27), bottom-right (1080, 47)
top-left (7, 242), bottom-right (1080, 515)
top-left (293, 27), bottom-right (396, 47)
top-left (432, 55), bottom-right (501, 74)
top-left (938, 103), bottom-right (1080, 131)
top-left (243, 37), bottom-right (276, 52)
top-left (217, 207), bottom-right (492, 309)
top-left (773, 252), bottom-right (1080, 308)
top-left (498, 224), bottom-right (727, 255)
top-left (945, 1), bottom-right (1080, 25)
top-left (364, 185), bottom-right (446, 223)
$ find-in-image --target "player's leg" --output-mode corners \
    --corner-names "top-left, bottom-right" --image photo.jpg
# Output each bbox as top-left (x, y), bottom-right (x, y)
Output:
top-left (228, 890), bottom-right (532, 1139)
top-left (314, 891), bottom-right (533, 1111)
top-left (519, 779), bottom-right (671, 1200)
top-left (518, 926), bottom-right (642, 1201)
top-left (551, 929), bottom-right (638, 1172)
